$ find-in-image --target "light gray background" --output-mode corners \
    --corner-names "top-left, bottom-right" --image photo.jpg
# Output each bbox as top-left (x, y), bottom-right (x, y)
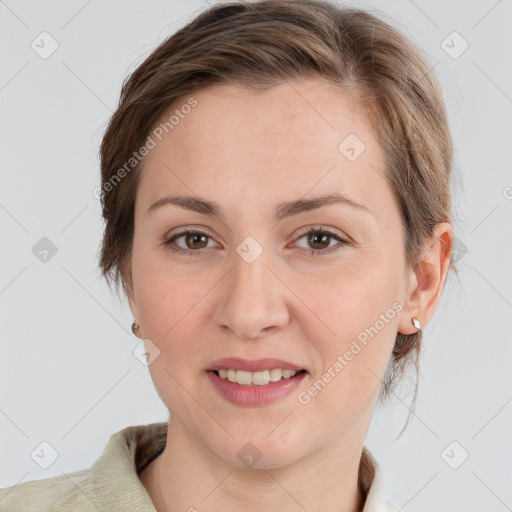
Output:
top-left (1, 0), bottom-right (511, 510)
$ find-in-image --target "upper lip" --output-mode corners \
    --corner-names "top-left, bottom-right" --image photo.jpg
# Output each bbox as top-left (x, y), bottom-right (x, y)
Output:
top-left (208, 357), bottom-right (306, 373)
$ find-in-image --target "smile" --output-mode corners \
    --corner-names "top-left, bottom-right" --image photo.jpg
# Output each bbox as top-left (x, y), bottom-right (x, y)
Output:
top-left (214, 368), bottom-right (306, 386)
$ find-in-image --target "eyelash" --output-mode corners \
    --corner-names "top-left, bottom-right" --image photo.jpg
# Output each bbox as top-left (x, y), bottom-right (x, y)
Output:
top-left (162, 227), bottom-right (349, 257)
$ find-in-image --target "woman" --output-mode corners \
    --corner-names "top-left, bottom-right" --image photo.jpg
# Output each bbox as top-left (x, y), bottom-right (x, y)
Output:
top-left (0, 0), bottom-right (456, 510)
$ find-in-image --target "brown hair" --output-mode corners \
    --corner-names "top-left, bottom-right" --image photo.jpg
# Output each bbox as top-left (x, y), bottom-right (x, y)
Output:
top-left (98, 0), bottom-right (458, 431)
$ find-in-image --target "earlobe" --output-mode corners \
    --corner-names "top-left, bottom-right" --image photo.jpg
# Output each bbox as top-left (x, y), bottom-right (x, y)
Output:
top-left (398, 222), bottom-right (453, 335)
top-left (131, 321), bottom-right (141, 336)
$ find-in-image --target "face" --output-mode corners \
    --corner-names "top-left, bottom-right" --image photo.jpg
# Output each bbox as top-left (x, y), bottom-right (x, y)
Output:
top-left (127, 79), bottom-right (417, 468)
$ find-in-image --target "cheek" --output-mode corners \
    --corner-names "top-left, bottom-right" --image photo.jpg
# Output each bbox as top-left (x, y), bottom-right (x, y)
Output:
top-left (298, 254), bottom-right (399, 336)
top-left (133, 261), bottom-right (215, 379)
top-left (132, 243), bottom-right (192, 331)
top-left (296, 258), bottom-right (401, 411)
top-left (137, 280), bottom-right (205, 359)
top-left (301, 312), bottom-right (395, 429)
top-left (134, 272), bottom-right (208, 411)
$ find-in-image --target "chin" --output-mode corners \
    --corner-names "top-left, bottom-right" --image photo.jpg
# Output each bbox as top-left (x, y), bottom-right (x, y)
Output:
top-left (210, 430), bottom-right (306, 470)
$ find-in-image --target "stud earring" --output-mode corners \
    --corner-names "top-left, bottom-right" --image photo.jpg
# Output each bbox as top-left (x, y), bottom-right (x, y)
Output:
top-left (412, 317), bottom-right (422, 330)
top-left (131, 321), bottom-right (140, 335)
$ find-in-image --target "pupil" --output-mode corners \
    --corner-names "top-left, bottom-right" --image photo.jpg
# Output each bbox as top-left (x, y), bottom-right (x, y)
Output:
top-left (189, 233), bottom-right (207, 248)
top-left (309, 233), bottom-right (328, 249)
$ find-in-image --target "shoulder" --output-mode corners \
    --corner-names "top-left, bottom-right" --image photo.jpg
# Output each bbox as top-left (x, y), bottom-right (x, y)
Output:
top-left (0, 421), bottom-right (167, 512)
top-left (0, 469), bottom-right (91, 511)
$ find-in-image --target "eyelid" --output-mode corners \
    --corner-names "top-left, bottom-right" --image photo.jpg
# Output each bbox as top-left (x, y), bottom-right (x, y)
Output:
top-left (165, 226), bottom-right (219, 243)
top-left (294, 224), bottom-right (345, 239)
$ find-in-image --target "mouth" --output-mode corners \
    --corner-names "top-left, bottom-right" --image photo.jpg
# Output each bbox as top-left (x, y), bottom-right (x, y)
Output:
top-left (206, 357), bottom-right (309, 403)
top-left (209, 368), bottom-right (307, 387)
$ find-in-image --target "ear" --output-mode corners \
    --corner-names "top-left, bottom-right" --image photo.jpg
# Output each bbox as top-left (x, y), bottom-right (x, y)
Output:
top-left (398, 222), bottom-right (453, 335)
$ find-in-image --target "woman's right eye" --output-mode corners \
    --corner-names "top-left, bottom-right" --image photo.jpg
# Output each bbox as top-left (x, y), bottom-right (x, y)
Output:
top-left (163, 229), bottom-right (215, 255)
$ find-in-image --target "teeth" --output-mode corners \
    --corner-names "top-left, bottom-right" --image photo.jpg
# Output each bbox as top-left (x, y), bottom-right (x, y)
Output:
top-left (236, 370), bottom-right (255, 386)
top-left (270, 368), bottom-right (284, 382)
top-left (216, 368), bottom-right (299, 386)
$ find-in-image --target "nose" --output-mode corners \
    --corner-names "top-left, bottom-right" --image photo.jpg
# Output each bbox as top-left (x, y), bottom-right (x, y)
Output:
top-left (213, 247), bottom-right (289, 340)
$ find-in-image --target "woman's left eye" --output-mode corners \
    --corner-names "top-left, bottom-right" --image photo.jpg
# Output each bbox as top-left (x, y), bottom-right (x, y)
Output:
top-left (162, 227), bottom-right (349, 256)
top-left (294, 228), bottom-right (349, 256)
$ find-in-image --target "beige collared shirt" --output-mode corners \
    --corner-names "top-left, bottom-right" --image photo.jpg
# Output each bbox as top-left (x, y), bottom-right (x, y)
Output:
top-left (0, 422), bottom-right (398, 511)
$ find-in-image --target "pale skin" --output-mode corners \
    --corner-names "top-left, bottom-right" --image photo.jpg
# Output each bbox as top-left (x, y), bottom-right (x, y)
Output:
top-left (126, 78), bottom-right (453, 512)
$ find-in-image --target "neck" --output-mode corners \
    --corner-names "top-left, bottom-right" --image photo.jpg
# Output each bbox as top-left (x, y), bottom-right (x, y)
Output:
top-left (148, 418), bottom-right (367, 512)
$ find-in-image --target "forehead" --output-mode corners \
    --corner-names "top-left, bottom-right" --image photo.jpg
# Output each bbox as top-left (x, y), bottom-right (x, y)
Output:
top-left (159, 79), bottom-right (371, 163)
top-left (136, 79), bottom-right (390, 220)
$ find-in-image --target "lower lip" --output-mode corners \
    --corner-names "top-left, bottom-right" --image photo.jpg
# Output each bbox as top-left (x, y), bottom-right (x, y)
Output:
top-left (207, 370), bottom-right (307, 406)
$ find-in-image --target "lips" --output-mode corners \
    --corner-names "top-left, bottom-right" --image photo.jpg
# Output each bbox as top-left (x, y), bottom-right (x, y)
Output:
top-left (207, 357), bottom-right (306, 373)
top-left (207, 367), bottom-right (308, 406)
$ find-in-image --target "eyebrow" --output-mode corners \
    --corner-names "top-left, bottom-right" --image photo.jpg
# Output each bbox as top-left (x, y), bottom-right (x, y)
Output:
top-left (145, 192), bottom-right (372, 220)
